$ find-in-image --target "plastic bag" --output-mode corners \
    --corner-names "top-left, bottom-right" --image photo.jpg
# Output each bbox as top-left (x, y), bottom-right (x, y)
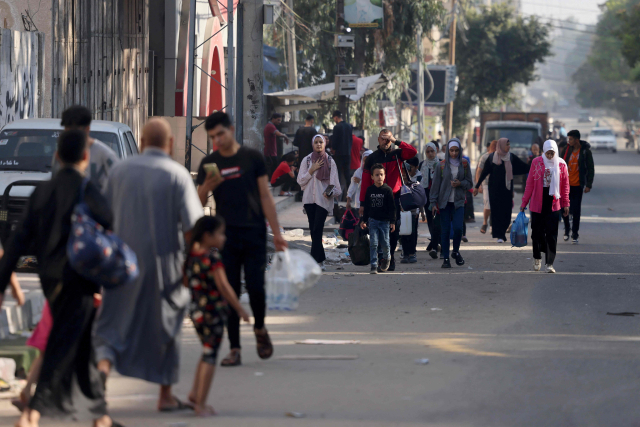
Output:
top-left (399, 211), bottom-right (412, 236)
top-left (348, 226), bottom-right (370, 266)
top-left (510, 211), bottom-right (529, 248)
top-left (267, 249), bottom-right (322, 310)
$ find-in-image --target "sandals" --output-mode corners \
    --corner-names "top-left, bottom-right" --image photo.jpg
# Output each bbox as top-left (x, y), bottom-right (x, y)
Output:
top-left (255, 328), bottom-right (274, 360)
top-left (220, 350), bottom-right (242, 367)
top-left (480, 224), bottom-right (487, 234)
top-left (159, 396), bottom-right (194, 412)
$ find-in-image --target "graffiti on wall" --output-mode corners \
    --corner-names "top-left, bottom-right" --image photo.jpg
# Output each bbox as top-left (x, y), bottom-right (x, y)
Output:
top-left (0, 29), bottom-right (40, 128)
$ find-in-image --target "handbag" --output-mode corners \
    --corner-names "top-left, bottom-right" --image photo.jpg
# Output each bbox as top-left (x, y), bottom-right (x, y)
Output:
top-left (339, 208), bottom-right (359, 240)
top-left (67, 180), bottom-right (139, 289)
top-left (399, 210), bottom-right (412, 236)
top-left (347, 226), bottom-right (370, 266)
top-left (396, 157), bottom-right (427, 211)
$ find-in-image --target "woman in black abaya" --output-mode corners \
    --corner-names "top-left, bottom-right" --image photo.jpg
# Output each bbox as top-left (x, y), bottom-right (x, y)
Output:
top-left (474, 138), bottom-right (530, 242)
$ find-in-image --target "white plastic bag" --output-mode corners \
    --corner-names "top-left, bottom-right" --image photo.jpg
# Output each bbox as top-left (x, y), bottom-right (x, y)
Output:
top-left (399, 211), bottom-right (412, 236)
top-left (266, 249), bottom-right (322, 310)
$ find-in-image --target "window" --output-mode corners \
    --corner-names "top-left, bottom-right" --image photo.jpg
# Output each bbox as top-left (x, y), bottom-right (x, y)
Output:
top-left (90, 131), bottom-right (122, 157)
top-left (591, 129), bottom-right (613, 136)
top-left (485, 128), bottom-right (538, 149)
top-left (125, 132), bottom-right (139, 154)
top-left (122, 132), bottom-right (133, 156)
top-left (0, 129), bottom-right (58, 171)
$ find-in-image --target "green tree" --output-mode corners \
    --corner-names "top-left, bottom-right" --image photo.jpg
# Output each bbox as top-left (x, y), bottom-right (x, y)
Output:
top-left (450, 5), bottom-right (551, 133)
top-left (264, 0), bottom-right (445, 130)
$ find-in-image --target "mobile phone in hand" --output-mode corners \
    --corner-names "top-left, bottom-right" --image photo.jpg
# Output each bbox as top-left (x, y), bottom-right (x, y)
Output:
top-left (324, 184), bottom-right (335, 196)
top-left (203, 163), bottom-right (220, 178)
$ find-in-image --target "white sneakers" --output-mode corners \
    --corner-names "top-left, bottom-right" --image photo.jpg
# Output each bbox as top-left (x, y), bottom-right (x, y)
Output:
top-left (497, 239), bottom-right (505, 243)
top-left (546, 265), bottom-right (556, 274)
top-left (533, 259), bottom-right (542, 271)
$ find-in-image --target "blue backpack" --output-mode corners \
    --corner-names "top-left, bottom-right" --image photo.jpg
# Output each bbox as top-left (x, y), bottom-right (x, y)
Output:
top-left (510, 211), bottom-right (529, 248)
top-left (67, 181), bottom-right (139, 289)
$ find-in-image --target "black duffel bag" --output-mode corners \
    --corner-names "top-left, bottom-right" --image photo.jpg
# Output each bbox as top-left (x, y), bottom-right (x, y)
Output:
top-left (348, 226), bottom-right (370, 266)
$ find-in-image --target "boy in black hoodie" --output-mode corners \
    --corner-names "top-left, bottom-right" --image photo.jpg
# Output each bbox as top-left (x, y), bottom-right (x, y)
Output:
top-left (361, 164), bottom-right (396, 273)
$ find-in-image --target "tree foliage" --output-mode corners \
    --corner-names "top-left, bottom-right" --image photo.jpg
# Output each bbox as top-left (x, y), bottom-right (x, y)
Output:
top-left (264, 0), bottom-right (445, 131)
top-left (451, 5), bottom-right (551, 133)
top-left (572, 0), bottom-right (640, 120)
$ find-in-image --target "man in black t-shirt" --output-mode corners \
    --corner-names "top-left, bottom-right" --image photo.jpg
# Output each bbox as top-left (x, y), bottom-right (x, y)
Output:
top-left (292, 114), bottom-right (317, 161)
top-left (196, 112), bottom-right (288, 367)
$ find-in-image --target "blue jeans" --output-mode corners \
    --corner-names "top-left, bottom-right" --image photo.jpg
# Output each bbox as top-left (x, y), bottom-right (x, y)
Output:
top-left (440, 202), bottom-right (464, 259)
top-left (369, 218), bottom-right (390, 267)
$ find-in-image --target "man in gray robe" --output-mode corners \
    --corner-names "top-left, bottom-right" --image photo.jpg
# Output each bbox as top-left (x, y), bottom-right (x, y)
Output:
top-left (94, 118), bottom-right (203, 411)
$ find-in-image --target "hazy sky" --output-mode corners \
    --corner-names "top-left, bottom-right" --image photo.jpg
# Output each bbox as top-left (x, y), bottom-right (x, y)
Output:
top-left (520, 0), bottom-right (602, 26)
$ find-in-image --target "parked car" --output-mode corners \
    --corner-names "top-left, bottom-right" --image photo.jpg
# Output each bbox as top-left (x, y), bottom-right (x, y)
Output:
top-left (0, 119), bottom-right (139, 243)
top-left (588, 127), bottom-right (617, 152)
top-left (578, 110), bottom-right (593, 123)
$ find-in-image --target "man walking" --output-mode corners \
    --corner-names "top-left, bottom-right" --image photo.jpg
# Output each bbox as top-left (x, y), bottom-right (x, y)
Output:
top-left (330, 110), bottom-right (353, 200)
top-left (94, 118), bottom-right (203, 411)
top-left (561, 130), bottom-right (594, 244)
top-left (359, 129), bottom-right (418, 271)
top-left (52, 105), bottom-right (119, 193)
top-left (197, 111), bottom-right (288, 367)
top-left (293, 114), bottom-right (317, 160)
top-left (264, 113), bottom-right (289, 178)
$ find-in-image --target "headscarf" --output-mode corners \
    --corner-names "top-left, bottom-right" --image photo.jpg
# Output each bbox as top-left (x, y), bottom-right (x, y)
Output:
top-left (420, 142), bottom-right (439, 189)
top-left (352, 149), bottom-right (373, 181)
top-left (310, 134), bottom-right (331, 182)
top-left (493, 137), bottom-right (513, 189)
top-left (447, 140), bottom-right (461, 167)
top-left (542, 139), bottom-right (565, 200)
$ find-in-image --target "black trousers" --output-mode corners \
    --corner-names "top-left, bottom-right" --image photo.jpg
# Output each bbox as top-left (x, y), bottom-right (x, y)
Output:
top-left (305, 204), bottom-right (328, 263)
top-left (531, 192), bottom-right (560, 265)
top-left (266, 156), bottom-right (278, 179)
top-left (390, 198), bottom-right (401, 259)
top-left (31, 283), bottom-right (107, 420)
top-left (401, 214), bottom-right (419, 256)
top-left (272, 174), bottom-right (298, 192)
top-left (426, 208), bottom-right (441, 251)
top-left (334, 155), bottom-right (351, 201)
top-left (563, 186), bottom-right (583, 238)
top-left (222, 226), bottom-right (267, 349)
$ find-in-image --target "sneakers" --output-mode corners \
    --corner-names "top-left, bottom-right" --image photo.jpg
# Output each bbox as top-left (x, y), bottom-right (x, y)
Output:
top-left (572, 238), bottom-right (579, 245)
top-left (370, 265), bottom-right (378, 274)
top-left (387, 258), bottom-right (396, 272)
top-left (380, 258), bottom-right (390, 272)
top-left (400, 256), bottom-right (410, 264)
top-left (429, 249), bottom-right (438, 259)
top-left (546, 264), bottom-right (556, 273)
top-left (497, 238), bottom-right (505, 243)
top-left (408, 254), bottom-right (417, 263)
top-left (563, 234), bottom-right (570, 242)
top-left (451, 252), bottom-right (465, 266)
top-left (441, 258), bottom-right (452, 268)
top-left (533, 259), bottom-right (542, 271)
top-left (461, 236), bottom-right (469, 243)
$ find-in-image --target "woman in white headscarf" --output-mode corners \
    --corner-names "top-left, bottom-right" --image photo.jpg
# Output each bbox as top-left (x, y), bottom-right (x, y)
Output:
top-left (298, 135), bottom-right (342, 270)
top-left (474, 138), bottom-right (530, 243)
top-left (521, 140), bottom-right (570, 273)
top-left (346, 149), bottom-right (373, 210)
top-left (420, 141), bottom-right (442, 258)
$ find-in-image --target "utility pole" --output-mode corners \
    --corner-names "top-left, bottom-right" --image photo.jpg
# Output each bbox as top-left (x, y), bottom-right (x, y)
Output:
top-left (184, 0), bottom-right (197, 170)
top-left (227, 0), bottom-right (235, 121)
top-left (445, 0), bottom-right (456, 141)
top-left (241, 0), bottom-right (265, 150)
top-left (336, 0), bottom-right (347, 115)
top-left (416, 23), bottom-right (425, 158)
top-left (286, 0), bottom-right (299, 121)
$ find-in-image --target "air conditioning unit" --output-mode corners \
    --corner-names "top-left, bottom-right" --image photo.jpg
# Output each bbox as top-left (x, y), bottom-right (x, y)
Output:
top-left (335, 75), bottom-right (358, 96)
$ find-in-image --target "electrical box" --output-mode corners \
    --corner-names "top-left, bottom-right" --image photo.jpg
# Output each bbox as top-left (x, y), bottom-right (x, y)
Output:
top-left (401, 65), bottom-right (457, 105)
top-left (335, 75), bottom-right (358, 96)
top-left (264, 4), bottom-right (275, 25)
top-left (334, 35), bottom-right (355, 48)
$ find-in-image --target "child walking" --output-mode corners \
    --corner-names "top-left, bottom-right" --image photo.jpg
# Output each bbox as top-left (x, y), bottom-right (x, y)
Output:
top-left (360, 164), bottom-right (396, 274)
top-left (184, 216), bottom-right (250, 417)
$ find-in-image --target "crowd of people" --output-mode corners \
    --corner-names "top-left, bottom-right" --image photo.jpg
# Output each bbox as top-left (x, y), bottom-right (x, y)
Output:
top-left (0, 105), bottom-right (596, 426)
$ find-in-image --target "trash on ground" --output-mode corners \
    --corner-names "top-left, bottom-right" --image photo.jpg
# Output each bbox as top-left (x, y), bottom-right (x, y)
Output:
top-left (414, 358), bottom-right (430, 365)
top-left (277, 355), bottom-right (359, 360)
top-left (285, 412), bottom-right (307, 418)
top-left (468, 267), bottom-right (473, 270)
top-left (295, 339), bottom-right (360, 345)
top-left (606, 312), bottom-right (639, 316)
top-left (288, 229), bottom-right (304, 237)
top-left (431, 308), bottom-right (442, 311)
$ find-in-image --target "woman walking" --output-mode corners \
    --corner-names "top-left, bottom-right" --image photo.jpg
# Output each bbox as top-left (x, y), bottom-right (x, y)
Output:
top-left (521, 140), bottom-right (570, 273)
top-left (420, 142), bottom-right (442, 259)
top-left (346, 149), bottom-right (373, 210)
top-left (298, 135), bottom-right (341, 270)
top-left (474, 138), bottom-right (530, 243)
top-left (429, 139), bottom-right (473, 268)
top-left (475, 140), bottom-right (497, 235)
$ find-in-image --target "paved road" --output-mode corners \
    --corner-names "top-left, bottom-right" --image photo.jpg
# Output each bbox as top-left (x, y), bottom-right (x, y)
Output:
top-left (1, 147), bottom-right (639, 426)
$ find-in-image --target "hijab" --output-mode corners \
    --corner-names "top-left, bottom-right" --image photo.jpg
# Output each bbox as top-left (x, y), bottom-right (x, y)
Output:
top-left (352, 149), bottom-right (373, 181)
top-left (447, 140), bottom-right (461, 167)
top-left (493, 137), bottom-right (513, 189)
top-left (542, 139), bottom-right (565, 200)
top-left (310, 134), bottom-right (331, 182)
top-left (419, 142), bottom-right (439, 188)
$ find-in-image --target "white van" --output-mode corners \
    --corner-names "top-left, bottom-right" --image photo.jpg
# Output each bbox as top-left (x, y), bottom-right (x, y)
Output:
top-left (0, 119), bottom-right (139, 241)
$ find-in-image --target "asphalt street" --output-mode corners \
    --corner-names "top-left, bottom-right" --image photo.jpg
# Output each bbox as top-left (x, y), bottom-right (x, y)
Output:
top-left (1, 137), bottom-right (639, 426)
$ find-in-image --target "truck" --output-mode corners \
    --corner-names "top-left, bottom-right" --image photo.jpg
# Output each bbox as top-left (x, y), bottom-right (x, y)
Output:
top-left (480, 112), bottom-right (548, 191)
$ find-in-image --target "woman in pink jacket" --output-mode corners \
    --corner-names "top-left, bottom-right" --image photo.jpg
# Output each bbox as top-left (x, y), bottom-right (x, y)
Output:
top-left (521, 140), bottom-right (570, 273)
